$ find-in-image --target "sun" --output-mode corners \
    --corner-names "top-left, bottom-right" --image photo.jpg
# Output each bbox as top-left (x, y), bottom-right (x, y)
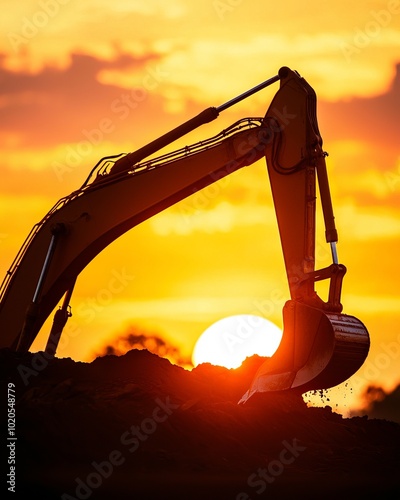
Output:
top-left (192, 314), bottom-right (282, 369)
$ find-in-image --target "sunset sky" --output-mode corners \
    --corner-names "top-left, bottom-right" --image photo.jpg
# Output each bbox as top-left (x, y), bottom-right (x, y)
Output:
top-left (1, 1), bottom-right (399, 411)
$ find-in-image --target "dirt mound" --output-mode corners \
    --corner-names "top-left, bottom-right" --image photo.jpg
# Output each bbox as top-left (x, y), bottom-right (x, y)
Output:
top-left (2, 348), bottom-right (399, 499)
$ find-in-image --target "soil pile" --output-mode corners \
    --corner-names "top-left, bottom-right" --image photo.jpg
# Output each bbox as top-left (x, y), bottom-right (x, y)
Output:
top-left (2, 348), bottom-right (399, 499)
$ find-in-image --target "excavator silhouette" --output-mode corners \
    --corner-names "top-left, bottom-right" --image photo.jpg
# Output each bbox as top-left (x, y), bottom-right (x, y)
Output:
top-left (0, 67), bottom-right (369, 401)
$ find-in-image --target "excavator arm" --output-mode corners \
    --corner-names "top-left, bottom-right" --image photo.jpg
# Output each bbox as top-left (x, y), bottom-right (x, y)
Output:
top-left (241, 68), bottom-right (370, 400)
top-left (0, 67), bottom-right (369, 398)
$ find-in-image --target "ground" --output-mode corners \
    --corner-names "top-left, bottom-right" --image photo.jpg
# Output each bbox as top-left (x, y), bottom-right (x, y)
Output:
top-left (2, 348), bottom-right (399, 499)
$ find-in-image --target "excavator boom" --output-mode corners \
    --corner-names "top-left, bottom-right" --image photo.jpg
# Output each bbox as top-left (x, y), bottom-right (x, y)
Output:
top-left (0, 67), bottom-right (369, 399)
top-left (0, 122), bottom-right (269, 351)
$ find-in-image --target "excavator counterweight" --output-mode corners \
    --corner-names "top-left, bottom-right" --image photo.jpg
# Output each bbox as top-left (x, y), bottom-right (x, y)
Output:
top-left (0, 66), bottom-right (369, 400)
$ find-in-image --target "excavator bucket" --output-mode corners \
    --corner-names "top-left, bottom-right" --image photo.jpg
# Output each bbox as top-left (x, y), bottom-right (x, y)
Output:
top-left (239, 300), bottom-right (370, 403)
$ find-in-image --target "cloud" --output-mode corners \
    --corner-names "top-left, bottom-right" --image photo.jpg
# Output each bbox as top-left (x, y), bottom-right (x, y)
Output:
top-left (319, 63), bottom-right (400, 153)
top-left (316, 64), bottom-right (400, 209)
top-left (344, 294), bottom-right (400, 314)
top-left (337, 204), bottom-right (400, 240)
top-left (108, 0), bottom-right (187, 18)
top-left (151, 201), bottom-right (276, 236)
top-left (151, 34), bottom-right (400, 104)
top-left (1, 49), bottom-right (398, 151)
top-left (0, 50), bottom-right (164, 148)
top-left (1, 49), bottom-right (399, 215)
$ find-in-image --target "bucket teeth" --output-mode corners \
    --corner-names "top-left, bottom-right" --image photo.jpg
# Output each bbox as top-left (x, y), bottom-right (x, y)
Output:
top-left (239, 301), bottom-right (370, 404)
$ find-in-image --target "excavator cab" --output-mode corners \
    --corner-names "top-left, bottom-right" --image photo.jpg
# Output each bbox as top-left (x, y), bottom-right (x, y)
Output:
top-left (0, 66), bottom-right (369, 400)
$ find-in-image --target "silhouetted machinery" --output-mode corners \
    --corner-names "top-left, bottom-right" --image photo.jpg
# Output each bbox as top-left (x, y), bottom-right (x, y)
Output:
top-left (0, 67), bottom-right (369, 400)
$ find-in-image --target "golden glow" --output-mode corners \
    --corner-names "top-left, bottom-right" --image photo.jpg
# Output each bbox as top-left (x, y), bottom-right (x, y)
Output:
top-left (337, 204), bottom-right (400, 240)
top-left (192, 315), bottom-right (282, 369)
top-left (0, 0), bottom-right (399, 414)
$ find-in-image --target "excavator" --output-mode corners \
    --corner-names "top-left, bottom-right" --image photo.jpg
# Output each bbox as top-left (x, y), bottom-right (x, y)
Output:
top-left (0, 67), bottom-right (369, 401)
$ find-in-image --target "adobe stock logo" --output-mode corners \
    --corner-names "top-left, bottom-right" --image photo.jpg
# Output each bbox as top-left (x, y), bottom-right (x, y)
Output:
top-left (383, 156), bottom-right (400, 193)
top-left (52, 64), bottom-right (169, 182)
top-left (213, 0), bottom-right (244, 21)
top-left (236, 438), bottom-right (306, 499)
top-left (61, 397), bottom-right (179, 500)
top-left (340, 2), bottom-right (400, 62)
top-left (7, 0), bottom-right (72, 52)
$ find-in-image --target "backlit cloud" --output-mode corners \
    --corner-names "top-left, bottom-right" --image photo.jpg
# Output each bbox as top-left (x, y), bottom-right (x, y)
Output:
top-left (338, 204), bottom-right (400, 241)
top-left (0, 49), bottom-right (165, 145)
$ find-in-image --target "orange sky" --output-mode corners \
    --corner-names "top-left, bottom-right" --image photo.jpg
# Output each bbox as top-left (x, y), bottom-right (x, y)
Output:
top-left (1, 1), bottom-right (399, 412)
